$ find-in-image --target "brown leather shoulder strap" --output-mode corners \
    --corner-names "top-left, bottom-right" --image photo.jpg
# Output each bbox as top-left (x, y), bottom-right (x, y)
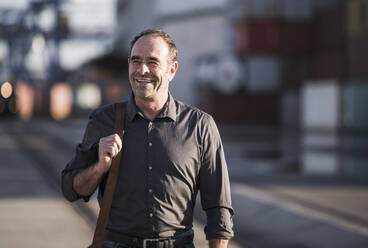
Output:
top-left (114, 102), bottom-right (125, 138)
top-left (91, 102), bottom-right (126, 248)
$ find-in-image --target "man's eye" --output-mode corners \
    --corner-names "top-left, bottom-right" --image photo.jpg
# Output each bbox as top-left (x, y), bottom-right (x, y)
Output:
top-left (149, 61), bottom-right (159, 66)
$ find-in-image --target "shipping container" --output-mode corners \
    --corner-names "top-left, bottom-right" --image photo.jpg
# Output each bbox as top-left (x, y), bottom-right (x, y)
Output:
top-left (300, 80), bottom-right (343, 175)
top-left (234, 21), bottom-right (280, 54)
top-left (342, 81), bottom-right (368, 176)
top-left (229, 0), bottom-right (282, 21)
top-left (300, 78), bottom-right (368, 176)
top-left (279, 22), bottom-right (313, 55)
top-left (281, 56), bottom-right (313, 88)
top-left (346, 0), bottom-right (368, 37)
top-left (313, 6), bottom-right (346, 51)
top-left (234, 20), bottom-right (313, 56)
top-left (281, 90), bottom-right (299, 127)
top-left (301, 80), bottom-right (342, 129)
top-left (301, 143), bottom-right (341, 175)
top-left (198, 86), bottom-right (280, 125)
top-left (343, 156), bottom-right (368, 176)
top-left (281, 0), bottom-right (313, 20)
top-left (343, 82), bottom-right (368, 128)
top-left (251, 0), bottom-right (282, 19)
top-left (314, 0), bottom-right (345, 12)
top-left (230, 0), bottom-right (318, 21)
top-left (348, 31), bottom-right (368, 78)
top-left (315, 50), bottom-right (346, 79)
top-left (244, 56), bottom-right (282, 92)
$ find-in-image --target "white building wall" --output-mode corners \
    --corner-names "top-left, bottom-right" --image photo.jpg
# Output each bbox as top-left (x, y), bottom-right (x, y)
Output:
top-left (162, 16), bottom-right (227, 105)
top-left (301, 81), bottom-right (341, 129)
top-left (114, 0), bottom-right (229, 105)
top-left (115, 0), bottom-right (156, 52)
top-left (154, 0), bottom-right (227, 15)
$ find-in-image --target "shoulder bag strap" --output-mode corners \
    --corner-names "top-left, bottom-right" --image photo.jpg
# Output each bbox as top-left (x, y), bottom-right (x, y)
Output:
top-left (91, 102), bottom-right (126, 248)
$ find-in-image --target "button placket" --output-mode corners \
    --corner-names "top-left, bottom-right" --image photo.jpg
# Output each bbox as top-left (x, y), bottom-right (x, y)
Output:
top-left (146, 121), bottom-right (155, 223)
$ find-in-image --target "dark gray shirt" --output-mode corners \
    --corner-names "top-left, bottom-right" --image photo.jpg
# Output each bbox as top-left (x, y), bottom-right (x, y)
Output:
top-left (62, 93), bottom-right (234, 240)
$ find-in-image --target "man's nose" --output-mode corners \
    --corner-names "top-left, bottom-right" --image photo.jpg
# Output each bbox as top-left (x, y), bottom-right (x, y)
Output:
top-left (137, 62), bottom-right (150, 74)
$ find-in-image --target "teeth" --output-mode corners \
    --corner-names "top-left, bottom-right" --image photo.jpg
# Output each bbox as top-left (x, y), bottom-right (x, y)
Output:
top-left (136, 79), bottom-right (151, 83)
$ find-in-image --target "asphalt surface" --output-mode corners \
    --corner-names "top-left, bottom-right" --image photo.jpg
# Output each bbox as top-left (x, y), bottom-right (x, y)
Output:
top-left (1, 118), bottom-right (368, 248)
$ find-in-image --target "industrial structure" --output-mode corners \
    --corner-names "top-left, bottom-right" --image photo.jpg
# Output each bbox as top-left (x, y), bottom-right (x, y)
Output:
top-left (1, 0), bottom-right (368, 175)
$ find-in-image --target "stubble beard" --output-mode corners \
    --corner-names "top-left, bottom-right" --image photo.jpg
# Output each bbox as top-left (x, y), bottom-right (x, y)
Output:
top-left (131, 73), bottom-right (162, 100)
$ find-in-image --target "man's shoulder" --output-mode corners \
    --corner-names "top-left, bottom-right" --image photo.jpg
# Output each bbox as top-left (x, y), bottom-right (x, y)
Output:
top-left (88, 101), bottom-right (127, 129)
top-left (174, 98), bottom-right (213, 123)
top-left (90, 102), bottom-right (115, 119)
top-left (174, 99), bottom-right (221, 141)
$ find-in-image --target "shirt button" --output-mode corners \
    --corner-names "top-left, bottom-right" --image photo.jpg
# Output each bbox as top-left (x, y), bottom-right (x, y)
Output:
top-left (149, 213), bottom-right (153, 217)
top-left (148, 189), bottom-right (152, 193)
top-left (148, 166), bottom-right (152, 170)
top-left (148, 142), bottom-right (152, 147)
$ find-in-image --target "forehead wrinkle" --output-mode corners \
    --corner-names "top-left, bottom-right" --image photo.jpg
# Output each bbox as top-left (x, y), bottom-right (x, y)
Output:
top-left (130, 49), bottom-right (161, 59)
top-left (131, 36), bottom-right (169, 63)
top-left (129, 55), bottom-right (161, 64)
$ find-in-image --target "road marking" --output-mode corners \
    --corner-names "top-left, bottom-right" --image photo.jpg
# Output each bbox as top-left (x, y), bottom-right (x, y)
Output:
top-left (232, 183), bottom-right (368, 237)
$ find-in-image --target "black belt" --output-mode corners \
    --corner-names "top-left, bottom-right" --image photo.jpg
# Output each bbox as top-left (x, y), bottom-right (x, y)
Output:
top-left (104, 229), bottom-right (194, 248)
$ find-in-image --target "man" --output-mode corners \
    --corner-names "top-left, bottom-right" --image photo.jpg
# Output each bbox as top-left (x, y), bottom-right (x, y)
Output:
top-left (62, 29), bottom-right (234, 248)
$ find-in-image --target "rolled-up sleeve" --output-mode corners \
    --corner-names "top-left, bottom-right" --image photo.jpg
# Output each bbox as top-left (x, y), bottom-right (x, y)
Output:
top-left (61, 108), bottom-right (113, 202)
top-left (199, 114), bottom-right (234, 240)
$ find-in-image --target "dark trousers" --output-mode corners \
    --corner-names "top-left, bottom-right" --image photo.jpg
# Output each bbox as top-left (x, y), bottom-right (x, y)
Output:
top-left (102, 240), bottom-right (130, 248)
top-left (102, 240), bottom-right (195, 248)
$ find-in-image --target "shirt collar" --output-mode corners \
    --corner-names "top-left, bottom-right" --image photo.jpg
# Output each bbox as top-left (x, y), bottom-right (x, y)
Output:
top-left (126, 93), bottom-right (139, 122)
top-left (126, 93), bottom-right (177, 122)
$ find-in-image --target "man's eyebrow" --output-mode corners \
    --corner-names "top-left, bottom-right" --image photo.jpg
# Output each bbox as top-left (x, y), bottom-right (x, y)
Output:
top-left (129, 56), bottom-right (160, 62)
top-left (147, 57), bottom-right (160, 62)
top-left (130, 56), bottom-right (141, 60)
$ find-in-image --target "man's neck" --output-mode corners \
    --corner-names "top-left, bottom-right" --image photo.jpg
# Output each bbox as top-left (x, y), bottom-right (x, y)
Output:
top-left (135, 93), bottom-right (169, 121)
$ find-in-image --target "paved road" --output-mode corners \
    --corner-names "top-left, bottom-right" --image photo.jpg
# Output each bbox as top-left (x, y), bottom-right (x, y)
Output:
top-left (1, 118), bottom-right (368, 248)
top-left (0, 120), bottom-right (92, 248)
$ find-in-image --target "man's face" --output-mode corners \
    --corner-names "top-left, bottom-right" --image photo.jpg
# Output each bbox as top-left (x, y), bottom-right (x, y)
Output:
top-left (128, 35), bottom-right (178, 101)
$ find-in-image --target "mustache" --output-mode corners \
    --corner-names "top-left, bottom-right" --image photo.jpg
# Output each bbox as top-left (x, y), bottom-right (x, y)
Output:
top-left (133, 73), bottom-right (157, 80)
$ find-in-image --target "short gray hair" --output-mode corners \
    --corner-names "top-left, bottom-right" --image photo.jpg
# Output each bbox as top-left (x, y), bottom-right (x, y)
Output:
top-left (129, 29), bottom-right (178, 63)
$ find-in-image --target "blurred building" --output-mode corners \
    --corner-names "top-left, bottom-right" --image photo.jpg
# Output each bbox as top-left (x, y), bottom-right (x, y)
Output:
top-left (1, 0), bottom-right (367, 175)
top-left (0, 0), bottom-right (120, 118)
top-left (114, 0), bottom-right (368, 176)
top-left (114, 0), bottom-right (230, 105)
top-left (114, 0), bottom-right (315, 124)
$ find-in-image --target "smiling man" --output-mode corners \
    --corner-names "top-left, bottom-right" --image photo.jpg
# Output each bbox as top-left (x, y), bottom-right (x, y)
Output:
top-left (62, 29), bottom-right (234, 248)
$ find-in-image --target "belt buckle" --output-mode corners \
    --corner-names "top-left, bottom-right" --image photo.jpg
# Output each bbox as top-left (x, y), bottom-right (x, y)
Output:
top-left (142, 238), bottom-right (160, 248)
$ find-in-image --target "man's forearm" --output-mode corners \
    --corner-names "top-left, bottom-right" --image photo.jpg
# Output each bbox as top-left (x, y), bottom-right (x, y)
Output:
top-left (209, 239), bottom-right (228, 248)
top-left (73, 162), bottom-right (106, 197)
top-left (73, 133), bottom-right (122, 197)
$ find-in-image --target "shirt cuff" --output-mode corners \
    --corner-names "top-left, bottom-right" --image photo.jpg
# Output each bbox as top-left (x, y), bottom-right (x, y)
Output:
top-left (204, 207), bottom-right (234, 240)
top-left (61, 169), bottom-right (92, 202)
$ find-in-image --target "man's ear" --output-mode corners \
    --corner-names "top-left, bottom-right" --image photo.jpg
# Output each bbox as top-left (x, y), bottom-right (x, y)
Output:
top-left (169, 61), bottom-right (178, 81)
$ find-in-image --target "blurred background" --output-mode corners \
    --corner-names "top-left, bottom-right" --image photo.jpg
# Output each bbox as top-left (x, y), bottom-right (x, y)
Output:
top-left (1, 0), bottom-right (368, 247)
